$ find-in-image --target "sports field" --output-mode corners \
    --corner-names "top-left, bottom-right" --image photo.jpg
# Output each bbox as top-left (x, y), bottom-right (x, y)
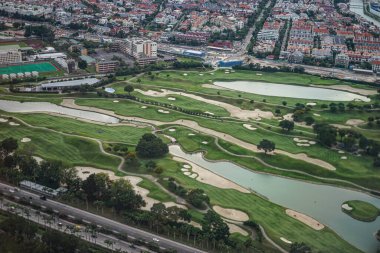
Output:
top-left (0, 62), bottom-right (58, 75)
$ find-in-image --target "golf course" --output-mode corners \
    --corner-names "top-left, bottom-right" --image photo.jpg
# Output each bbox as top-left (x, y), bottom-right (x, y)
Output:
top-left (1, 68), bottom-right (379, 253)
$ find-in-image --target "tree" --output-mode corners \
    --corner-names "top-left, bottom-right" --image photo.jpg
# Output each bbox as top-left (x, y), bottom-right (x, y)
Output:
top-left (304, 116), bottom-right (315, 126)
top-left (124, 85), bottom-right (134, 95)
top-left (36, 160), bottom-right (64, 189)
top-left (136, 134), bottom-right (168, 158)
top-left (0, 137), bottom-right (18, 158)
top-left (187, 189), bottom-right (209, 209)
top-left (202, 211), bottom-right (230, 242)
top-left (109, 178), bottom-right (145, 212)
top-left (290, 242), bottom-right (312, 253)
top-left (343, 136), bottom-right (356, 151)
top-left (82, 173), bottom-right (111, 202)
top-left (78, 60), bottom-right (87, 69)
top-left (258, 139), bottom-right (275, 154)
top-left (279, 120), bottom-right (294, 132)
top-left (313, 124), bottom-right (337, 147)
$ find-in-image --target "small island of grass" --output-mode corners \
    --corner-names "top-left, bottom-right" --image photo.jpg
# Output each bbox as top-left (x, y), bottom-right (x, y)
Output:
top-left (342, 200), bottom-right (380, 222)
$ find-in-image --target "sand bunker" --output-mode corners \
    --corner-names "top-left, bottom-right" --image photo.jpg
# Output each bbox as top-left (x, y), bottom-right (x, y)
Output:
top-left (313, 113), bottom-right (320, 117)
top-left (204, 111), bottom-right (214, 115)
top-left (286, 209), bottom-right (324, 230)
top-left (293, 138), bottom-right (316, 146)
top-left (113, 100), bottom-right (119, 103)
top-left (201, 141), bottom-right (208, 144)
top-left (181, 168), bottom-right (189, 172)
top-left (331, 124), bottom-right (351, 129)
top-left (75, 167), bottom-right (182, 211)
top-left (184, 171), bottom-right (191, 176)
top-left (21, 137), bottom-right (31, 143)
top-left (188, 173), bottom-right (198, 178)
top-left (188, 133), bottom-right (196, 136)
top-left (183, 73), bottom-right (188, 76)
top-left (341, 156), bottom-right (347, 160)
top-left (342, 203), bottom-right (353, 211)
top-left (173, 157), bottom-right (249, 193)
top-left (243, 124), bottom-right (257, 130)
top-left (0, 118), bottom-right (8, 122)
top-left (306, 102), bottom-right (317, 106)
top-left (346, 119), bottom-right (365, 126)
top-left (32, 156), bottom-right (43, 164)
top-left (9, 122), bottom-right (20, 126)
top-left (169, 128), bottom-right (176, 132)
top-left (297, 143), bottom-right (310, 147)
top-left (338, 150), bottom-right (345, 154)
top-left (227, 223), bottom-right (248, 236)
top-left (158, 109), bottom-right (170, 114)
top-left (183, 164), bottom-right (191, 169)
top-left (280, 237), bottom-right (292, 244)
top-left (168, 97), bottom-right (176, 101)
top-left (141, 106), bottom-right (147, 109)
top-left (213, 206), bottom-right (249, 221)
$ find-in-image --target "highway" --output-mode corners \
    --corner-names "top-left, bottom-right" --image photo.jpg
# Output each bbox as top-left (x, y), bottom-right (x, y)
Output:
top-left (0, 182), bottom-right (206, 253)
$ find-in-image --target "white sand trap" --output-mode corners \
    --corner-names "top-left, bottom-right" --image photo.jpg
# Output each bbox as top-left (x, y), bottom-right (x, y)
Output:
top-left (169, 128), bottom-right (176, 132)
top-left (280, 237), bottom-right (292, 244)
top-left (188, 133), bottom-right (196, 136)
top-left (181, 168), bottom-right (189, 172)
top-left (228, 223), bottom-right (248, 236)
top-left (9, 122), bottom-right (20, 126)
top-left (141, 106), bottom-right (147, 109)
top-left (21, 137), bottom-right (31, 143)
top-left (173, 157), bottom-right (249, 193)
top-left (231, 70), bottom-right (235, 73)
top-left (199, 73), bottom-right (203, 76)
top-left (183, 164), bottom-right (191, 169)
top-left (313, 113), bottom-right (320, 117)
top-left (243, 124), bottom-right (257, 130)
top-left (331, 124), bottom-right (351, 129)
top-left (342, 203), bottom-right (353, 211)
top-left (0, 118), bottom-right (8, 122)
top-left (32, 156), bottom-right (43, 164)
top-left (297, 143), bottom-right (310, 147)
top-left (204, 111), bottom-right (214, 115)
top-left (341, 156), bottom-right (347, 160)
top-left (225, 72), bottom-right (230, 74)
top-left (113, 100), bottom-right (119, 103)
top-left (184, 171), bottom-right (191, 176)
top-left (158, 109), bottom-right (170, 114)
top-left (75, 167), bottom-right (178, 211)
top-left (306, 102), bottom-right (317, 106)
top-left (309, 141), bottom-right (316, 145)
top-left (210, 73), bottom-right (214, 75)
top-left (201, 141), bottom-right (208, 144)
top-left (213, 206), bottom-right (249, 221)
top-left (256, 73), bottom-right (262, 76)
top-left (190, 221), bottom-right (202, 229)
top-left (168, 97), bottom-right (176, 101)
top-left (338, 150), bottom-right (345, 154)
top-left (293, 138), bottom-right (309, 143)
top-left (189, 173), bottom-right (198, 178)
top-left (346, 119), bottom-right (365, 126)
top-left (286, 209), bottom-right (324, 230)
top-left (183, 73), bottom-right (188, 76)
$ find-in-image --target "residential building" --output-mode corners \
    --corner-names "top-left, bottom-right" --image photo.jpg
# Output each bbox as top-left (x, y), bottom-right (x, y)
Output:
top-left (335, 53), bottom-right (350, 68)
top-left (95, 60), bottom-right (119, 73)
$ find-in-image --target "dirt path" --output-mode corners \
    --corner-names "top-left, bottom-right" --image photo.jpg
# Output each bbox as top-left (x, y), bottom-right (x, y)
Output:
top-left (135, 88), bottom-right (274, 120)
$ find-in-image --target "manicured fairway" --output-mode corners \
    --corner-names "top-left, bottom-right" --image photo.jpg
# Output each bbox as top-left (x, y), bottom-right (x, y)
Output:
top-left (0, 62), bottom-right (58, 75)
top-left (0, 121), bottom-right (120, 169)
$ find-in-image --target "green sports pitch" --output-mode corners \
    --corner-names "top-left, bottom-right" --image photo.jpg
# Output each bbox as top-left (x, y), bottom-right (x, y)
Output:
top-left (0, 62), bottom-right (58, 75)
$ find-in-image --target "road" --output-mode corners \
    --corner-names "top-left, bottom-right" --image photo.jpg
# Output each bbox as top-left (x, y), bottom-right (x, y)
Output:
top-left (0, 198), bottom-right (148, 253)
top-left (0, 182), bottom-right (206, 253)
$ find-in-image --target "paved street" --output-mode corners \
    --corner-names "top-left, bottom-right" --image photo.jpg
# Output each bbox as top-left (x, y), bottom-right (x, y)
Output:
top-left (0, 182), bottom-right (206, 253)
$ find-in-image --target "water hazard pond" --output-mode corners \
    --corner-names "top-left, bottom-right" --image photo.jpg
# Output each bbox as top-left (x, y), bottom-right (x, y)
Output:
top-left (169, 145), bottom-right (380, 253)
top-left (0, 100), bottom-right (119, 124)
top-left (214, 81), bottom-right (371, 102)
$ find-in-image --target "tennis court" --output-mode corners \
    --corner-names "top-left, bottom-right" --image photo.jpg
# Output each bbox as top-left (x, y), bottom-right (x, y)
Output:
top-left (0, 62), bottom-right (58, 75)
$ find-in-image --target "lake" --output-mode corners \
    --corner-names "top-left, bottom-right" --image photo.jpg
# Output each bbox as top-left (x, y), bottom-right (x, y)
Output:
top-left (214, 81), bottom-right (371, 102)
top-left (169, 145), bottom-right (380, 253)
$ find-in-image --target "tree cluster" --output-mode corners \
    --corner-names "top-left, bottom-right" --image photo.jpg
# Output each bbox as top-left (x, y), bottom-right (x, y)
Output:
top-left (136, 134), bottom-right (169, 158)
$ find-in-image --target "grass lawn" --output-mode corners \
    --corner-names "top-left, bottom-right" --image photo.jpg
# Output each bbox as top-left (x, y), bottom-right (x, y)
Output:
top-left (8, 113), bottom-right (150, 145)
top-left (342, 200), bottom-right (380, 222)
top-left (0, 121), bottom-right (120, 169)
top-left (137, 178), bottom-right (175, 202)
